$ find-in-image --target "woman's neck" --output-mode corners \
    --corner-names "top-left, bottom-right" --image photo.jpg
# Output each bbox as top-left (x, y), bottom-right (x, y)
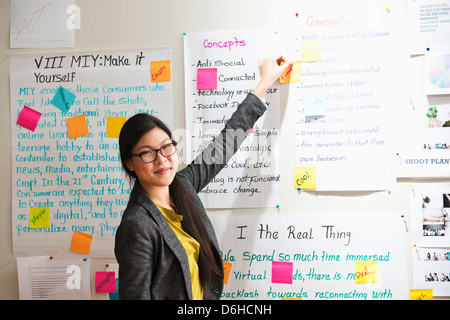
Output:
top-left (143, 184), bottom-right (173, 210)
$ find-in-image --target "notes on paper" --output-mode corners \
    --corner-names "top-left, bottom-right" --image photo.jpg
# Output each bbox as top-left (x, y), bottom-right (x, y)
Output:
top-left (17, 106), bottom-right (41, 131)
top-left (106, 116), bottom-right (126, 138)
top-left (151, 60), bottom-right (171, 82)
top-left (197, 68), bottom-right (218, 90)
top-left (29, 207), bottom-right (50, 229)
top-left (66, 114), bottom-right (90, 139)
top-left (279, 61), bottom-right (300, 84)
top-left (223, 261), bottom-right (232, 285)
top-left (410, 289), bottom-right (433, 300)
top-left (272, 261), bottom-right (293, 284)
top-left (11, 49), bottom-right (173, 258)
top-left (95, 272), bottom-right (116, 293)
top-left (301, 40), bottom-right (323, 62)
top-left (355, 261), bottom-right (378, 284)
top-left (294, 167), bottom-right (316, 190)
top-left (212, 214), bottom-right (408, 300)
top-left (69, 231), bottom-right (93, 255)
top-left (184, 30), bottom-right (281, 208)
top-left (51, 86), bottom-right (76, 113)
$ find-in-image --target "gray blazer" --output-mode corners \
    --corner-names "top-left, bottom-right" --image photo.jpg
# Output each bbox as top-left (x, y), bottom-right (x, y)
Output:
top-left (114, 93), bottom-right (267, 299)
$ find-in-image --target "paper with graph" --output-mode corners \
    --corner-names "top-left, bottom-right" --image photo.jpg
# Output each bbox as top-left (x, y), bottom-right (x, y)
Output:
top-left (10, 0), bottom-right (75, 48)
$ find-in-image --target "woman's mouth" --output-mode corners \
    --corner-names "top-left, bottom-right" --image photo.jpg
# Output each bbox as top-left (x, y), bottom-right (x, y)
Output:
top-left (155, 167), bottom-right (170, 175)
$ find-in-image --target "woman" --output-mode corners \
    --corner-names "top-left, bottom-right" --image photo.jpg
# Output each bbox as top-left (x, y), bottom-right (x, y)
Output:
top-left (114, 56), bottom-right (292, 300)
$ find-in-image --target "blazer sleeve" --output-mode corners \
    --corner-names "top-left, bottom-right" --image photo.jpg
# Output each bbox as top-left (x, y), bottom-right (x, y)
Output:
top-left (115, 213), bottom-right (155, 300)
top-left (178, 93), bottom-right (267, 193)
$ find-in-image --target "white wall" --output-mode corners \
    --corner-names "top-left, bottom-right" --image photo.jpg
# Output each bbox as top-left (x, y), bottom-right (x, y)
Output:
top-left (0, 0), bottom-right (448, 299)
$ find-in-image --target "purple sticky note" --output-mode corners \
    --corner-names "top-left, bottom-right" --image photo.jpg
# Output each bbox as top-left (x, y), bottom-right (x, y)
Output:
top-left (197, 68), bottom-right (217, 90)
top-left (272, 261), bottom-right (293, 284)
top-left (17, 106), bottom-right (41, 132)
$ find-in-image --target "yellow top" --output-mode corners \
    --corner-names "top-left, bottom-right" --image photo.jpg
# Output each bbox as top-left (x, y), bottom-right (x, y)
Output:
top-left (155, 204), bottom-right (203, 300)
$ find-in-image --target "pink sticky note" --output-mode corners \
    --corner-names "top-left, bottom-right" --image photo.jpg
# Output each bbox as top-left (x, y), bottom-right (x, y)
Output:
top-left (17, 106), bottom-right (41, 132)
top-left (272, 261), bottom-right (293, 284)
top-left (197, 68), bottom-right (217, 90)
top-left (95, 271), bottom-right (116, 293)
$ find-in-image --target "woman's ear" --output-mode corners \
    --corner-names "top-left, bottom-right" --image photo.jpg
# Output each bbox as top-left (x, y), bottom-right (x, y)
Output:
top-left (125, 158), bottom-right (135, 173)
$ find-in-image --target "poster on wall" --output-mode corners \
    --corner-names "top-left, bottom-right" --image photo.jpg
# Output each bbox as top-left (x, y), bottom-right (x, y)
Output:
top-left (210, 213), bottom-right (408, 300)
top-left (275, 0), bottom-right (399, 191)
top-left (10, 48), bottom-right (173, 258)
top-left (183, 30), bottom-right (281, 208)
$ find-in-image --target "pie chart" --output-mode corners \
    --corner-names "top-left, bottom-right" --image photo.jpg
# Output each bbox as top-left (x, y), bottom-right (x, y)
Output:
top-left (428, 54), bottom-right (450, 89)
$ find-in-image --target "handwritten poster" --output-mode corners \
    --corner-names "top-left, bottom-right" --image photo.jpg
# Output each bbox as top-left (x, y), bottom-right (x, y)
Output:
top-left (183, 30), bottom-right (280, 208)
top-left (210, 213), bottom-right (408, 300)
top-left (10, 48), bottom-right (173, 258)
top-left (277, 1), bottom-right (398, 191)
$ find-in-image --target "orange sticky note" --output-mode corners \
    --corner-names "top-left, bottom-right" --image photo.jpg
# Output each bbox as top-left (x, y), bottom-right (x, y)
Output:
top-left (223, 261), bottom-right (232, 284)
top-left (279, 61), bottom-right (300, 83)
top-left (301, 40), bottom-right (323, 61)
top-left (355, 261), bottom-right (378, 284)
top-left (151, 60), bottom-right (171, 82)
top-left (69, 231), bottom-right (93, 255)
top-left (410, 289), bottom-right (433, 300)
top-left (106, 116), bottom-right (127, 138)
top-left (66, 114), bottom-right (89, 139)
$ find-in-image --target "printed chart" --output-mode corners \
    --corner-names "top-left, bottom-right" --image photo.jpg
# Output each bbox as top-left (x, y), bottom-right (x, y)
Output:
top-left (10, 0), bottom-right (75, 48)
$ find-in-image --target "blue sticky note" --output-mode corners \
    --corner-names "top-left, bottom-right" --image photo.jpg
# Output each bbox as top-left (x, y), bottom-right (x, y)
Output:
top-left (51, 86), bottom-right (76, 113)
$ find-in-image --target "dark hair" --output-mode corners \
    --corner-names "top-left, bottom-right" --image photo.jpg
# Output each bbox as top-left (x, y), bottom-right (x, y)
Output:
top-left (119, 113), bottom-right (221, 290)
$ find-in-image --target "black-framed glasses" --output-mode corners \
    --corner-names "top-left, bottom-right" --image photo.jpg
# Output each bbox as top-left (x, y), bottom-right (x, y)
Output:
top-left (132, 141), bottom-right (177, 163)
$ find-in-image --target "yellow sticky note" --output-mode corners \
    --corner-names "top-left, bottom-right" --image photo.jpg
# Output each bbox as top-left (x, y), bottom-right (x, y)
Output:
top-left (410, 289), bottom-right (433, 300)
top-left (279, 61), bottom-right (301, 83)
top-left (301, 40), bottom-right (323, 62)
top-left (223, 261), bottom-right (232, 285)
top-left (69, 231), bottom-right (93, 255)
top-left (355, 261), bottom-right (378, 284)
top-left (151, 60), bottom-right (171, 82)
top-left (106, 116), bottom-right (127, 138)
top-left (294, 167), bottom-right (316, 190)
top-left (66, 114), bottom-right (89, 139)
top-left (30, 207), bottom-right (50, 229)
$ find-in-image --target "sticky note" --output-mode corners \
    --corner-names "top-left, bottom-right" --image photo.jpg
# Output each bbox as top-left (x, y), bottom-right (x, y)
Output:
top-left (95, 272), bottom-right (116, 293)
top-left (66, 114), bottom-right (89, 139)
top-left (17, 106), bottom-right (41, 132)
top-left (151, 60), bottom-right (171, 82)
top-left (197, 68), bottom-right (217, 90)
top-left (272, 261), bottom-right (293, 284)
top-left (223, 261), bottom-right (232, 285)
top-left (410, 289), bottom-right (433, 300)
top-left (29, 207), bottom-right (50, 229)
top-left (355, 261), bottom-right (378, 284)
top-left (301, 40), bottom-right (323, 62)
top-left (304, 93), bottom-right (326, 117)
top-left (106, 116), bottom-right (127, 138)
top-left (51, 86), bottom-right (76, 113)
top-left (279, 61), bottom-right (300, 83)
top-left (294, 167), bottom-right (316, 190)
top-left (69, 231), bottom-right (93, 255)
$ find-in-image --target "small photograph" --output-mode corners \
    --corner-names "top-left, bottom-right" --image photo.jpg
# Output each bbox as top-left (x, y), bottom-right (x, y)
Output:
top-left (424, 272), bottom-right (450, 282)
top-left (421, 249), bottom-right (450, 261)
top-left (422, 193), bottom-right (450, 237)
top-left (425, 104), bottom-right (450, 128)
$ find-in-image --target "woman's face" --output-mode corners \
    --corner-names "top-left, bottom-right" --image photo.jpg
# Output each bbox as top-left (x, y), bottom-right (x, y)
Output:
top-left (126, 127), bottom-right (178, 189)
